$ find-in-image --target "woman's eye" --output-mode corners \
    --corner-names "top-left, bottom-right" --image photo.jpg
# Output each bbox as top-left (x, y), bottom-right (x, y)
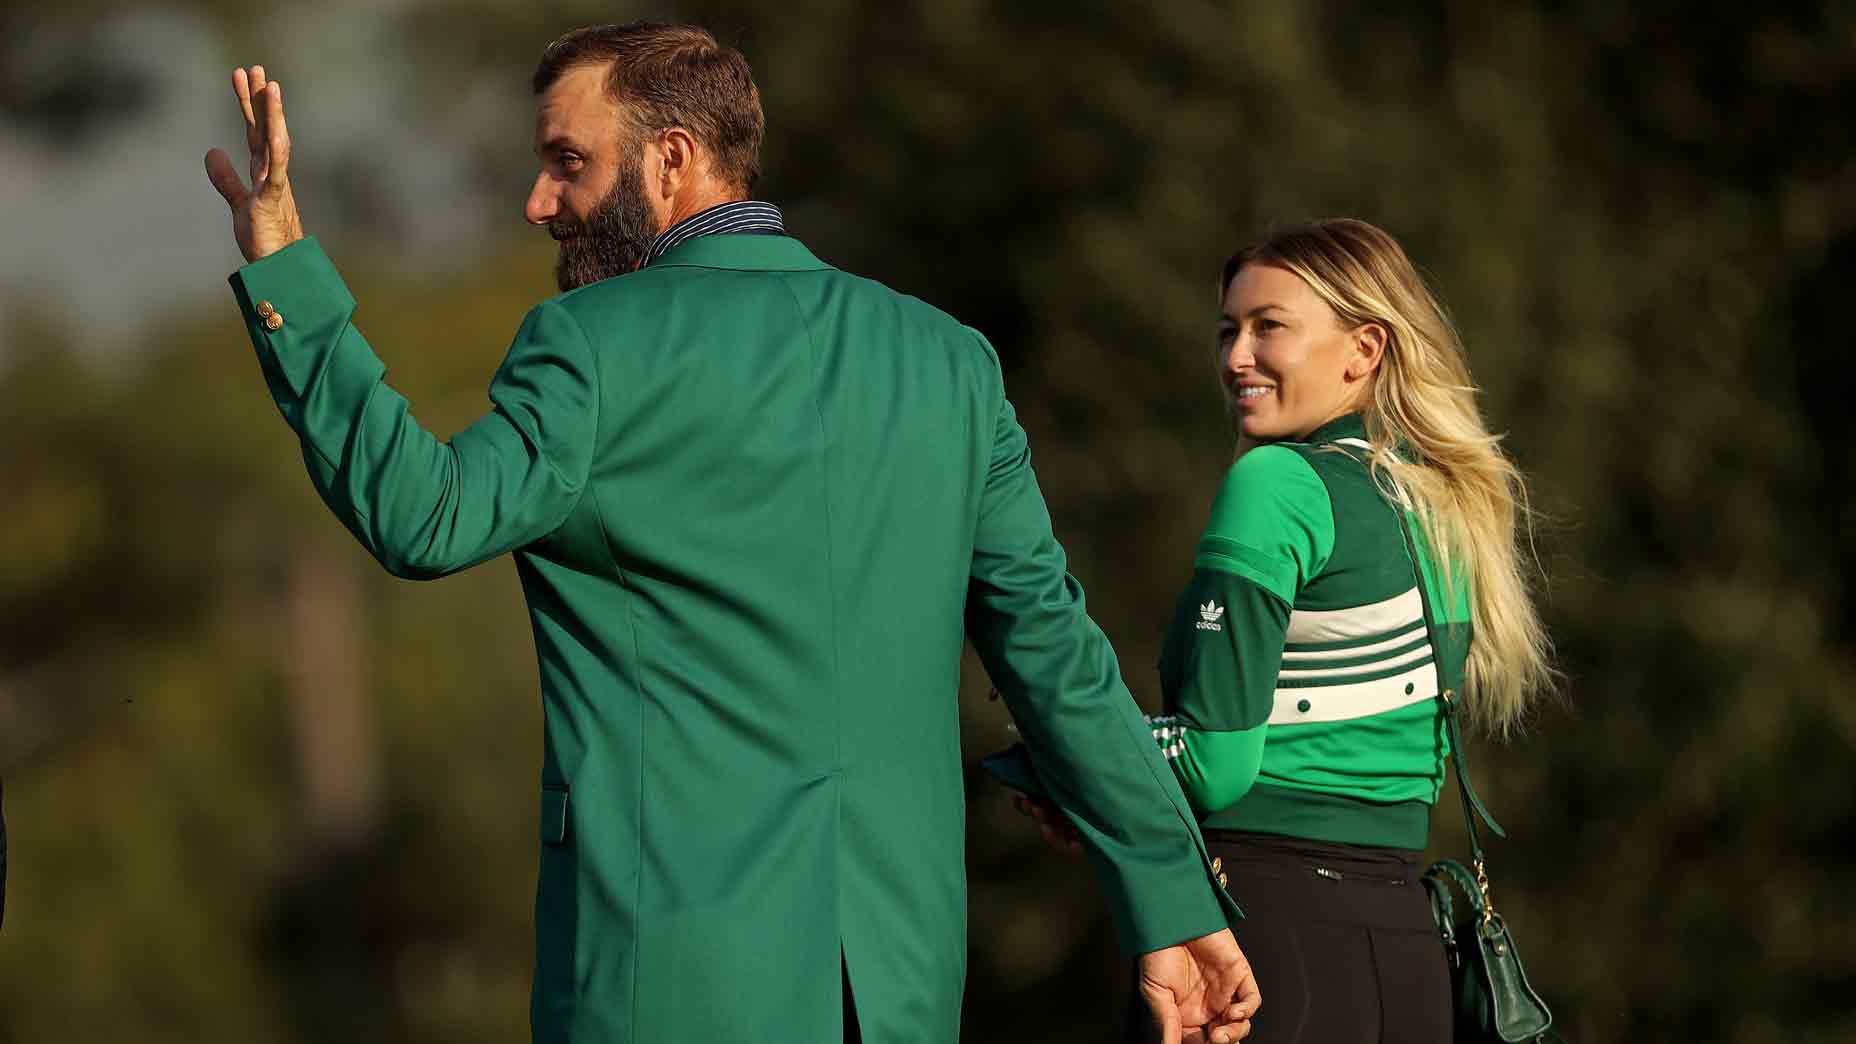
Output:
top-left (1217, 328), bottom-right (1237, 345)
top-left (1256, 319), bottom-right (1281, 333)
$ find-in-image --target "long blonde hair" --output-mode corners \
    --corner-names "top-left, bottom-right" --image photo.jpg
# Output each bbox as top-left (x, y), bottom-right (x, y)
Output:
top-left (1223, 219), bottom-right (1554, 736)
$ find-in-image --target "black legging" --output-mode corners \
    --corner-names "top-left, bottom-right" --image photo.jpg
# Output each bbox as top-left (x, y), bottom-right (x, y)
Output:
top-left (1125, 829), bottom-right (1450, 1044)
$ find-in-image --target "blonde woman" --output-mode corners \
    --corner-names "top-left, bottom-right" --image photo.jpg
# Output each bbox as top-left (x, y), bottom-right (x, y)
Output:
top-left (1023, 218), bottom-right (1553, 1042)
top-left (1141, 217), bottom-right (1556, 1042)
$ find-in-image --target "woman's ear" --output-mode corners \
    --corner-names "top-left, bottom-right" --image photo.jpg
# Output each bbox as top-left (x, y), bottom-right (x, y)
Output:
top-left (1348, 322), bottom-right (1389, 381)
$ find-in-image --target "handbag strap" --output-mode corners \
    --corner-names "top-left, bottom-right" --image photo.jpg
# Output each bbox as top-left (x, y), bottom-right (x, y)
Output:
top-left (1438, 691), bottom-right (1506, 926)
top-left (1441, 690), bottom-right (1506, 856)
top-left (1375, 458), bottom-right (1509, 924)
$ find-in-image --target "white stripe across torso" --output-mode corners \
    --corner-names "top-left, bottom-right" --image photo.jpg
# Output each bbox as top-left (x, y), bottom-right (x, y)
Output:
top-left (1268, 659), bottom-right (1438, 725)
top-left (1153, 584), bottom-right (1440, 739)
top-left (1278, 627), bottom-right (1425, 663)
top-left (1282, 587), bottom-right (1424, 644)
top-left (1273, 585), bottom-right (1436, 724)
top-left (1277, 643), bottom-right (1433, 680)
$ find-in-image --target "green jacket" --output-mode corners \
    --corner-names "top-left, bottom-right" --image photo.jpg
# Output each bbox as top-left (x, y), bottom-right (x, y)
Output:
top-left (1149, 415), bottom-right (1469, 850)
top-left (229, 234), bottom-right (1234, 1043)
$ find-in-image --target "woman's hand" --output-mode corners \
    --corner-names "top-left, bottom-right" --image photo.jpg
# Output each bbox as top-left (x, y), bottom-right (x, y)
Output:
top-left (1013, 794), bottom-right (1084, 856)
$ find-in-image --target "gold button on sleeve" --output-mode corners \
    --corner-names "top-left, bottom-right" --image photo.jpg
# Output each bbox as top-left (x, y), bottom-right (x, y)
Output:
top-left (255, 300), bottom-right (275, 318)
top-left (264, 312), bottom-right (284, 331)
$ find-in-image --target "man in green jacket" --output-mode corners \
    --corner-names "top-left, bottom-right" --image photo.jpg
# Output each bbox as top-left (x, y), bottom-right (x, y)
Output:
top-left (203, 22), bottom-right (1257, 1044)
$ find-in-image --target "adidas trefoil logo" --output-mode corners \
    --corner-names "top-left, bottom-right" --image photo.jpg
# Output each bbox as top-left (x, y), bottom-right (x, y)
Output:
top-left (1196, 600), bottom-right (1225, 632)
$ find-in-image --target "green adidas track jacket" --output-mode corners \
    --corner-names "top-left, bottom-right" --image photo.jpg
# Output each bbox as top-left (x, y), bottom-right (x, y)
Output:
top-left (1150, 413), bottom-right (1471, 850)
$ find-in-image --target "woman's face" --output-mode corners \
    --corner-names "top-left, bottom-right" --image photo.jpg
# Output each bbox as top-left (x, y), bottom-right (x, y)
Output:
top-left (1219, 263), bottom-right (1382, 441)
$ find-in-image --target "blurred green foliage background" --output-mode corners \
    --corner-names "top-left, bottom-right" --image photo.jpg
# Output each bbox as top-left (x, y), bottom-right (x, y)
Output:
top-left (2, 1), bottom-right (1852, 1041)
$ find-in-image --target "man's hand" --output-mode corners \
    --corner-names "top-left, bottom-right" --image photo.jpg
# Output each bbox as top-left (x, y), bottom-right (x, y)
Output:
top-left (1139, 928), bottom-right (1260, 1044)
top-left (205, 66), bottom-right (305, 264)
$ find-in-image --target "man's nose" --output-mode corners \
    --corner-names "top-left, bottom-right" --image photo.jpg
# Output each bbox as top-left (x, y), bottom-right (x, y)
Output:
top-left (525, 173), bottom-right (561, 226)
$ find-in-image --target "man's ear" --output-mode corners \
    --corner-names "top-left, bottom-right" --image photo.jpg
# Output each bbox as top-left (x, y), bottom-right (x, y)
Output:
top-left (1348, 322), bottom-right (1389, 381)
top-left (655, 127), bottom-right (700, 199)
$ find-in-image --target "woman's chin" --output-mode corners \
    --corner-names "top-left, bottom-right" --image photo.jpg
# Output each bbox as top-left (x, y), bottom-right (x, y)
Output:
top-left (1238, 412), bottom-right (1284, 441)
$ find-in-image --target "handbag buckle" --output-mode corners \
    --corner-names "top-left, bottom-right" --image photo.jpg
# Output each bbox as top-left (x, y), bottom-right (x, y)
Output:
top-left (1474, 857), bottom-right (1499, 926)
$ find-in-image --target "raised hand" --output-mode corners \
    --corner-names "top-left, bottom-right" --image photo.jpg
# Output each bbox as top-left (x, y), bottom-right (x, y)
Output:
top-left (204, 66), bottom-right (305, 263)
top-left (1139, 928), bottom-right (1260, 1044)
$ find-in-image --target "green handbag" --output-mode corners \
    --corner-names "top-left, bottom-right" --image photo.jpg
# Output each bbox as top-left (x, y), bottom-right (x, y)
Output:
top-left (1422, 691), bottom-right (1562, 1044)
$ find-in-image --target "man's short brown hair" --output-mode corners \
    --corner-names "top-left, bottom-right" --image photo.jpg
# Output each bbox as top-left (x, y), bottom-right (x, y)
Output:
top-left (534, 22), bottom-right (765, 191)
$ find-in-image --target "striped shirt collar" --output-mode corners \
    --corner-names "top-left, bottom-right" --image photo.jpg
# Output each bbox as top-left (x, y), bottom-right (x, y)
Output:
top-left (643, 201), bottom-right (786, 266)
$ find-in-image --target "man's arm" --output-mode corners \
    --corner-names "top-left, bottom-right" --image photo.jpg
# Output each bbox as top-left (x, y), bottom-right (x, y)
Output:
top-left (229, 243), bottom-right (597, 577)
top-left (963, 383), bottom-right (1229, 947)
top-left (206, 67), bottom-right (597, 578)
top-left (961, 332), bottom-right (1255, 1040)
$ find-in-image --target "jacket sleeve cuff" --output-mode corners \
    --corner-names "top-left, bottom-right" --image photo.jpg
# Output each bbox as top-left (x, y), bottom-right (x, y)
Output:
top-left (1009, 733), bottom-right (1243, 952)
top-left (227, 237), bottom-right (371, 401)
top-left (226, 238), bottom-right (385, 466)
top-left (1100, 814), bottom-right (1244, 954)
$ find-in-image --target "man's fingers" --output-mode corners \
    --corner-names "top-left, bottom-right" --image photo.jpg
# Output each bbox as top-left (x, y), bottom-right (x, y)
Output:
top-left (1210, 961), bottom-right (1258, 1024)
top-left (1229, 984), bottom-right (1259, 1020)
top-left (264, 81), bottom-right (290, 185)
top-left (1208, 1019), bottom-right (1250, 1043)
top-left (249, 67), bottom-right (271, 184)
top-left (1149, 995), bottom-right (1182, 1044)
top-left (1231, 962), bottom-right (1260, 1016)
top-left (1206, 963), bottom-right (1259, 1042)
top-left (233, 68), bottom-right (261, 153)
top-left (204, 148), bottom-right (249, 209)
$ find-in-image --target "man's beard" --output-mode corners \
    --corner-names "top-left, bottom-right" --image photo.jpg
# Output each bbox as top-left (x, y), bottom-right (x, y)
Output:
top-left (550, 154), bottom-right (657, 292)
